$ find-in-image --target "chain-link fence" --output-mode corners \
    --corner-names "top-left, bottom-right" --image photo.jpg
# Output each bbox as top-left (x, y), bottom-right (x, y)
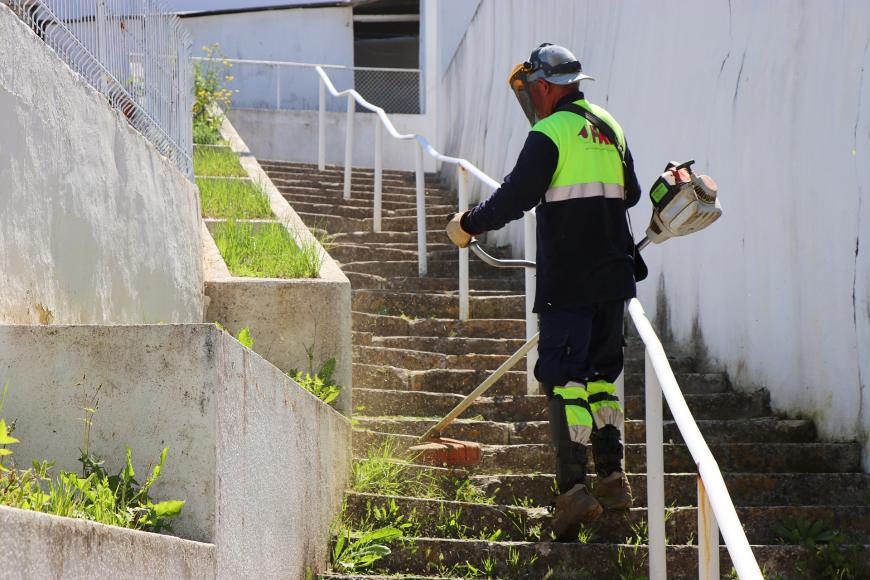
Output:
top-left (9, 0), bottom-right (193, 177)
top-left (203, 58), bottom-right (421, 115)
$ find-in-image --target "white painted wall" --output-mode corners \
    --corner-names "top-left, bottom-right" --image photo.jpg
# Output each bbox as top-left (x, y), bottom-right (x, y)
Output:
top-left (442, 0), bottom-right (870, 468)
top-left (172, 0), bottom-right (353, 12)
top-left (0, 6), bottom-right (204, 325)
top-left (229, 108), bottom-right (438, 171)
top-left (437, 0), bottom-right (480, 77)
top-left (182, 7), bottom-right (355, 110)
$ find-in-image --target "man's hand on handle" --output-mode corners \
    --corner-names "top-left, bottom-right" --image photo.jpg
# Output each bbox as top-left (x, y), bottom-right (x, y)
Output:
top-left (446, 212), bottom-right (473, 248)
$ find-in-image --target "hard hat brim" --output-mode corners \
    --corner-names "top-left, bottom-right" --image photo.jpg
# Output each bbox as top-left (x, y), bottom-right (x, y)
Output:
top-left (528, 70), bottom-right (595, 85)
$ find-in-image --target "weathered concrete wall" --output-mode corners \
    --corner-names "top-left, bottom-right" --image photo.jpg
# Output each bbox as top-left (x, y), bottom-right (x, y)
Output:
top-left (0, 324), bottom-right (352, 578)
top-left (442, 0), bottom-right (870, 468)
top-left (0, 6), bottom-right (204, 325)
top-left (228, 108), bottom-right (437, 171)
top-left (0, 506), bottom-right (216, 580)
top-left (204, 116), bottom-right (354, 415)
top-left (0, 325), bottom-right (217, 542)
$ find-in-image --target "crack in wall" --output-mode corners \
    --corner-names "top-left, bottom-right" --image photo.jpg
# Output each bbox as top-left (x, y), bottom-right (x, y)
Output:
top-left (732, 50), bottom-right (747, 106)
top-left (853, 32), bottom-right (870, 439)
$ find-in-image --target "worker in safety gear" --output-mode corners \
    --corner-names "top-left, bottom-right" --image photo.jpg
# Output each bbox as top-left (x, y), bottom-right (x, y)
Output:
top-left (446, 43), bottom-right (641, 542)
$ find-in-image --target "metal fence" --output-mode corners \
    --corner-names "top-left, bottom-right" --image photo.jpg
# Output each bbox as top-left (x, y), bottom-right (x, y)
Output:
top-left (198, 58), bottom-right (421, 115)
top-left (9, 0), bottom-right (193, 177)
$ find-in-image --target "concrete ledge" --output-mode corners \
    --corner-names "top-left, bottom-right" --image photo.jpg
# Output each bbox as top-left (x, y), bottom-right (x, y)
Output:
top-left (0, 505), bottom-right (215, 579)
top-left (202, 117), bottom-right (353, 415)
top-left (0, 323), bottom-right (352, 578)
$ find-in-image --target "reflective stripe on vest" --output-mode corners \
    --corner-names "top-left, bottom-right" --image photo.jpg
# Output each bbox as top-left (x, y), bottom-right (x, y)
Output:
top-left (545, 182), bottom-right (625, 203)
top-left (532, 99), bottom-right (626, 202)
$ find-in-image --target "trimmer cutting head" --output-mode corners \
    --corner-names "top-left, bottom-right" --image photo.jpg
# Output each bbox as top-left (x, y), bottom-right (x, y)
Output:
top-left (643, 160), bottom-right (722, 247)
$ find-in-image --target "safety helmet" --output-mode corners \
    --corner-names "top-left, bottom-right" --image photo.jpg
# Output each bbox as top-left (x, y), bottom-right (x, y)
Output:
top-left (508, 43), bottom-right (594, 125)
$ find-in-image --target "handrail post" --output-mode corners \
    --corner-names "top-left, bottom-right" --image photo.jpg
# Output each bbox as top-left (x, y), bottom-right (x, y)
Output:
top-left (523, 212), bottom-right (538, 394)
top-left (458, 166), bottom-right (470, 320)
top-left (373, 121), bottom-right (383, 232)
top-left (646, 348), bottom-right (667, 579)
top-left (414, 143), bottom-right (428, 277)
top-left (698, 477), bottom-right (720, 580)
top-left (318, 76), bottom-right (326, 171)
top-left (343, 93), bottom-right (355, 200)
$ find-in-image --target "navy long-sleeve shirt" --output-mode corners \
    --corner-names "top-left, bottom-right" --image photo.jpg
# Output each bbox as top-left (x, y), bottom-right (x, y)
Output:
top-left (461, 92), bottom-right (642, 311)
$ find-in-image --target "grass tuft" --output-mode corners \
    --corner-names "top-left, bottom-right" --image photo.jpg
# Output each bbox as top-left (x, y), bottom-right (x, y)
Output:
top-left (197, 177), bottom-right (273, 219)
top-left (213, 220), bottom-right (323, 279)
top-left (194, 145), bottom-right (247, 177)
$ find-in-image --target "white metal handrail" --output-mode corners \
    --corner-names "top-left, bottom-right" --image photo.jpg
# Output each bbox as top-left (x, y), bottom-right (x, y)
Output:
top-left (628, 298), bottom-right (763, 580)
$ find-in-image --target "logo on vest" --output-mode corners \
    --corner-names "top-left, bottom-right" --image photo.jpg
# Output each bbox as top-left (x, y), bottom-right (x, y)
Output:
top-left (578, 124), bottom-right (612, 145)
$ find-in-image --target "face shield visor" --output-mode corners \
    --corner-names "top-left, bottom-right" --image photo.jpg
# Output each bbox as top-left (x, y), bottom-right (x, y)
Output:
top-left (509, 63), bottom-right (538, 126)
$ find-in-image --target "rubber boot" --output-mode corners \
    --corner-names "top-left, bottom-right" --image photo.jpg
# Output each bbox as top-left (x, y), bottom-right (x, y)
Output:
top-left (551, 483), bottom-right (603, 541)
top-left (591, 425), bottom-right (633, 510)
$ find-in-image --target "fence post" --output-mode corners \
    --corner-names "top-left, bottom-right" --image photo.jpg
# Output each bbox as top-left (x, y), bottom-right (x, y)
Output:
top-left (318, 76), bottom-right (326, 171)
top-left (414, 143), bottom-right (428, 277)
top-left (524, 213), bottom-right (538, 394)
top-left (458, 166), bottom-right (470, 320)
top-left (343, 93), bottom-right (355, 200)
top-left (698, 477), bottom-right (720, 580)
top-left (373, 121), bottom-right (383, 232)
top-left (646, 348), bottom-right (667, 579)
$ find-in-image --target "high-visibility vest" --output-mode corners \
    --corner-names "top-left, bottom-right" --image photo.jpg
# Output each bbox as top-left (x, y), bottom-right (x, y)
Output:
top-left (532, 99), bottom-right (626, 202)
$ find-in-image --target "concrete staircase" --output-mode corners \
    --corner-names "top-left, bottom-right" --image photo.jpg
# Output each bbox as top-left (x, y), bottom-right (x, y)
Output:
top-left (261, 160), bottom-right (870, 579)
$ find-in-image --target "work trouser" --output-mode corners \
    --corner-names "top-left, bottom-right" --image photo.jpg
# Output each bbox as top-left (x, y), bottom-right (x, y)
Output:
top-left (534, 300), bottom-right (626, 494)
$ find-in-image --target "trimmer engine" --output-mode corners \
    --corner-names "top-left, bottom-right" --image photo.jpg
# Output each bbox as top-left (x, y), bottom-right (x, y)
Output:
top-left (640, 160), bottom-right (722, 248)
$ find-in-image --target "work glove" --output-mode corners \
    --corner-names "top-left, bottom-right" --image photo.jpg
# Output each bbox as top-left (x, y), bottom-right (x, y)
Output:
top-left (446, 212), bottom-right (472, 248)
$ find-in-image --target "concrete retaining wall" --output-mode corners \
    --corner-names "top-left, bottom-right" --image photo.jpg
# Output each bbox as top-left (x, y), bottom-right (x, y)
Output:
top-left (203, 116), bottom-right (354, 415)
top-left (441, 0), bottom-right (870, 468)
top-left (0, 506), bottom-right (216, 580)
top-left (0, 324), bottom-right (352, 578)
top-left (0, 6), bottom-right (204, 326)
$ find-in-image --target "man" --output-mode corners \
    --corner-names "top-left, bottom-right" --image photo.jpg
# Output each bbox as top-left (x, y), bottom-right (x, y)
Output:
top-left (445, 43), bottom-right (642, 542)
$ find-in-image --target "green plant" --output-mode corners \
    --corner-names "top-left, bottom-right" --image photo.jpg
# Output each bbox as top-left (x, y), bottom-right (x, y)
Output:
top-left (194, 146), bottom-right (247, 177)
top-left (213, 219), bottom-right (323, 279)
top-left (0, 387), bottom-right (184, 533)
top-left (365, 498), bottom-right (419, 537)
top-left (615, 536), bottom-right (647, 580)
top-left (289, 347), bottom-right (341, 406)
top-left (193, 43), bottom-right (235, 144)
top-left (433, 505), bottom-right (469, 538)
top-left (451, 478), bottom-right (494, 504)
top-left (197, 177), bottom-right (273, 219)
top-left (774, 516), bottom-right (866, 579)
top-left (331, 526), bottom-right (402, 573)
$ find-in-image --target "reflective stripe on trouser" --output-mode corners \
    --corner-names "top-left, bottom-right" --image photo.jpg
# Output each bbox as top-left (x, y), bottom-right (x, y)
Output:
top-left (552, 382), bottom-right (593, 445)
top-left (547, 381), bottom-right (591, 493)
top-left (586, 380), bottom-right (624, 429)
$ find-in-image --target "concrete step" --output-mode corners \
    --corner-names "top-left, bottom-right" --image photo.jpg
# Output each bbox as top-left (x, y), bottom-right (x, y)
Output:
top-left (352, 290), bottom-right (526, 320)
top-left (342, 491), bottom-right (870, 544)
top-left (260, 160), bottom-right (433, 178)
top-left (353, 344), bottom-right (698, 377)
top-left (353, 416), bottom-right (817, 446)
top-left (281, 190), bottom-right (421, 210)
top-left (281, 185), bottom-right (452, 206)
top-left (471, 471), bottom-right (870, 508)
top-left (346, 536), bottom-right (870, 579)
top-left (335, 246), bottom-right (470, 265)
top-left (268, 172), bottom-right (443, 190)
top-left (352, 311), bottom-right (526, 339)
top-left (273, 185), bottom-right (456, 211)
top-left (341, 258), bottom-right (525, 279)
top-left (354, 429), bottom-right (863, 474)
top-left (300, 212), bottom-right (454, 235)
top-left (352, 388), bottom-right (769, 421)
